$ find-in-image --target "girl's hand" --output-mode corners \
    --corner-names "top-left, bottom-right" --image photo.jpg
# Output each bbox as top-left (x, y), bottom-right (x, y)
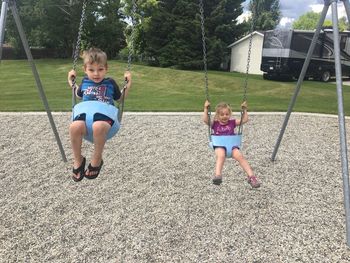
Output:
top-left (241, 101), bottom-right (248, 110)
top-left (204, 100), bottom-right (210, 109)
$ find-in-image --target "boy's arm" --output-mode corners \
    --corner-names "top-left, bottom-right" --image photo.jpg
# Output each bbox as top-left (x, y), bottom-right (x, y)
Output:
top-left (121, 71), bottom-right (132, 99)
top-left (67, 69), bottom-right (81, 97)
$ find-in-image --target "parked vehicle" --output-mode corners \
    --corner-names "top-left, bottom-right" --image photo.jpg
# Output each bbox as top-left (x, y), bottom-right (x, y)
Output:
top-left (261, 29), bottom-right (350, 82)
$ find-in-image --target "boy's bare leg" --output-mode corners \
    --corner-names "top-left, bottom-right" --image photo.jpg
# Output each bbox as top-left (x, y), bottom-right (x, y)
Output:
top-left (85, 121), bottom-right (110, 176)
top-left (69, 121), bottom-right (86, 178)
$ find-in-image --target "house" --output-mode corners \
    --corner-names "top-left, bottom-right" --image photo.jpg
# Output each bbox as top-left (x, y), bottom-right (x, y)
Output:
top-left (228, 31), bottom-right (264, 75)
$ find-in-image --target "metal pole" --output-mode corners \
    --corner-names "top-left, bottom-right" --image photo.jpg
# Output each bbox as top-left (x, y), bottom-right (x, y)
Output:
top-left (342, 0), bottom-right (350, 19)
top-left (271, 2), bottom-right (330, 161)
top-left (333, 0), bottom-right (350, 247)
top-left (0, 0), bottom-right (9, 60)
top-left (9, 1), bottom-right (67, 162)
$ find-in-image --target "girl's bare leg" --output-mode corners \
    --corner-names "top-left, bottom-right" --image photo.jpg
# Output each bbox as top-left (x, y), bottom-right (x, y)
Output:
top-left (232, 148), bottom-right (254, 177)
top-left (215, 147), bottom-right (226, 177)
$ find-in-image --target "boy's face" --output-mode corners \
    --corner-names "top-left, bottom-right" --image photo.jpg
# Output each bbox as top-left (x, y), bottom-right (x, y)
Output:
top-left (84, 62), bottom-right (108, 83)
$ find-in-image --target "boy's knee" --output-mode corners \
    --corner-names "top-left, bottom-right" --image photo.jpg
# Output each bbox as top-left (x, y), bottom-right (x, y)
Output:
top-left (70, 121), bottom-right (85, 135)
top-left (92, 121), bottom-right (110, 136)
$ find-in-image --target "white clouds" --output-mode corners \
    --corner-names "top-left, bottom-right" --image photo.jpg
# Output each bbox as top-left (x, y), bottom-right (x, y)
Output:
top-left (237, 11), bottom-right (251, 24)
top-left (242, 0), bottom-right (349, 29)
top-left (279, 17), bottom-right (295, 28)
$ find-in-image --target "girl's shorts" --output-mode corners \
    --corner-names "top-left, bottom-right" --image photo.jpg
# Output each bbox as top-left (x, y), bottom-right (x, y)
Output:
top-left (214, 146), bottom-right (240, 151)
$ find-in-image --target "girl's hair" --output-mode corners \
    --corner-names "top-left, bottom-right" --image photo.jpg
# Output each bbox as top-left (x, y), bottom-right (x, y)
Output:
top-left (82, 47), bottom-right (107, 67)
top-left (214, 102), bottom-right (232, 120)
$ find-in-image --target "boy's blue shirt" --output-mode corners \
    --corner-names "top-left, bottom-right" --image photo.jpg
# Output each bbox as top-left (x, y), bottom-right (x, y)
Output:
top-left (78, 76), bottom-right (121, 106)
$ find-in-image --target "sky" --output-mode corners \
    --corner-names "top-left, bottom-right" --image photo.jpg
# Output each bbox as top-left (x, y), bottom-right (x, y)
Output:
top-left (240, 0), bottom-right (349, 28)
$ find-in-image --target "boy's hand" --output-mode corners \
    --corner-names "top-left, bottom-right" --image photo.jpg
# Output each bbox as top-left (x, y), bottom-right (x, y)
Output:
top-left (124, 71), bottom-right (131, 82)
top-left (68, 69), bottom-right (76, 87)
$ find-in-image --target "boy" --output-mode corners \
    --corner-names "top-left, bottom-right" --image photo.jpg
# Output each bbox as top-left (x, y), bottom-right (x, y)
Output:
top-left (68, 47), bottom-right (132, 181)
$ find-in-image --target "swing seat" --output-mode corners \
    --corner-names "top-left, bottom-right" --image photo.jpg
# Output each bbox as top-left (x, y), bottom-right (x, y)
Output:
top-left (72, 101), bottom-right (120, 143)
top-left (209, 135), bottom-right (242, 158)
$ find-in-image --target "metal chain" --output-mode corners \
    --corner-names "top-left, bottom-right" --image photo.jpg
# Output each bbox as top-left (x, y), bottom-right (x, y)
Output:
top-left (71, 0), bottom-right (87, 108)
top-left (199, 0), bottom-right (211, 140)
top-left (238, 2), bottom-right (256, 135)
top-left (118, 0), bottom-right (137, 123)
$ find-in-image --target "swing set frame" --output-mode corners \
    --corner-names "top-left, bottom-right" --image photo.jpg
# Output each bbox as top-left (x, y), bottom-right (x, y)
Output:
top-left (0, 0), bottom-right (67, 162)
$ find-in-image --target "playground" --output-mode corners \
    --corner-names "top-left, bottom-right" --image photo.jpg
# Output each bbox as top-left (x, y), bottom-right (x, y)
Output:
top-left (1, 112), bottom-right (350, 262)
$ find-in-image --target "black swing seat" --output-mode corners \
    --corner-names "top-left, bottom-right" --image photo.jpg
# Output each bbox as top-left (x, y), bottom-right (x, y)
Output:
top-left (72, 101), bottom-right (120, 143)
top-left (209, 134), bottom-right (242, 158)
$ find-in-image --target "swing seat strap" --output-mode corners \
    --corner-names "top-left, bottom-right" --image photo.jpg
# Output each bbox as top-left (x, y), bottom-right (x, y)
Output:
top-left (209, 135), bottom-right (242, 158)
top-left (73, 101), bottom-right (120, 143)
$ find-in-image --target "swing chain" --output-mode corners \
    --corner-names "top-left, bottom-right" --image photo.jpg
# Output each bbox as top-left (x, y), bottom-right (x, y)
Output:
top-left (71, 0), bottom-right (87, 108)
top-left (118, 0), bottom-right (137, 122)
top-left (127, 0), bottom-right (136, 72)
top-left (238, 3), bottom-right (256, 135)
top-left (199, 0), bottom-right (211, 140)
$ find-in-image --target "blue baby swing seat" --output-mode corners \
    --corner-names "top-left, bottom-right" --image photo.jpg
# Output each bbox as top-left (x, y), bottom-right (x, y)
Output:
top-left (209, 134), bottom-right (242, 158)
top-left (73, 101), bottom-right (120, 143)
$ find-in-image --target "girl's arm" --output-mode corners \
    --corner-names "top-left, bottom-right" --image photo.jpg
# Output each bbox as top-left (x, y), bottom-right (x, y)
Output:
top-left (236, 101), bottom-right (248, 126)
top-left (202, 100), bottom-right (211, 125)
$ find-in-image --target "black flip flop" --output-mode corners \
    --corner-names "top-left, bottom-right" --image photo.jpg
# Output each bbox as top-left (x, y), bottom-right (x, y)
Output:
top-left (212, 176), bottom-right (222, 185)
top-left (85, 160), bottom-right (104, 179)
top-left (72, 157), bottom-right (86, 182)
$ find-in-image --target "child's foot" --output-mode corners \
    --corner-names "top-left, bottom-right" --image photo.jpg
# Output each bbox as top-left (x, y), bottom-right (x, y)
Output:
top-left (247, 175), bottom-right (261, 188)
top-left (212, 175), bottom-right (222, 185)
top-left (72, 156), bottom-right (86, 182)
top-left (85, 160), bottom-right (104, 179)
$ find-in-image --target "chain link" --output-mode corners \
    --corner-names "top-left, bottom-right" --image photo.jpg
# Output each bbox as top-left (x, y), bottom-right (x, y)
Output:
top-left (238, 2), bottom-right (256, 135)
top-left (71, 0), bottom-right (87, 108)
top-left (199, 0), bottom-right (212, 140)
top-left (118, 0), bottom-right (137, 122)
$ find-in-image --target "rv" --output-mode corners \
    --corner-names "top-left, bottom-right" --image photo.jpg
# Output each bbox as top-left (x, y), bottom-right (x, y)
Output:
top-left (260, 29), bottom-right (350, 82)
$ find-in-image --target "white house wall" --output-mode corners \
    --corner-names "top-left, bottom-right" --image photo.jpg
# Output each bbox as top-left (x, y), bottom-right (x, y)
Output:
top-left (230, 34), bottom-right (264, 75)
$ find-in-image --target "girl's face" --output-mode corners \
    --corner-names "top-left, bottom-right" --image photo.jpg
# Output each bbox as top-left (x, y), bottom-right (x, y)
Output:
top-left (84, 62), bottom-right (108, 83)
top-left (217, 108), bottom-right (231, 124)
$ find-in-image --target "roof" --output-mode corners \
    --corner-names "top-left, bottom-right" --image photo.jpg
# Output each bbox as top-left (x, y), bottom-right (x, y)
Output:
top-left (228, 31), bottom-right (264, 48)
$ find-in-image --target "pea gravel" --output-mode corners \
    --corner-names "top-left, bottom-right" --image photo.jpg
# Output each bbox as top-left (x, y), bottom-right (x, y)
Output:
top-left (1, 112), bottom-right (350, 263)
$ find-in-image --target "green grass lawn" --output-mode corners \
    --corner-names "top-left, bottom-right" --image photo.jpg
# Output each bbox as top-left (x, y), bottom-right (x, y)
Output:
top-left (1, 59), bottom-right (349, 114)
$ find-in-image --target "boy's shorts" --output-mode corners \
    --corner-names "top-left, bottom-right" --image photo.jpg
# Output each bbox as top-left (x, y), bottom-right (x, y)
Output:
top-left (73, 113), bottom-right (114, 126)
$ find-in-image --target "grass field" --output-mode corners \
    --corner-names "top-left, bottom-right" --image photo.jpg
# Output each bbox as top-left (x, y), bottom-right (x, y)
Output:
top-left (1, 59), bottom-right (349, 114)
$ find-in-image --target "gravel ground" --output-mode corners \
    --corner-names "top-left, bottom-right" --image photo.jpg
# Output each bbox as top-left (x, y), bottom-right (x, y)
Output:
top-left (1, 112), bottom-right (350, 262)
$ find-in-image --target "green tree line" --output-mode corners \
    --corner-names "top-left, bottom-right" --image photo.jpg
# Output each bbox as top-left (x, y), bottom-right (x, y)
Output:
top-left (4, 0), bottom-right (281, 70)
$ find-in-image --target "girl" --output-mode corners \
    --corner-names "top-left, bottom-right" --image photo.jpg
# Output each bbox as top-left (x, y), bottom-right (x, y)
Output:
top-left (203, 100), bottom-right (260, 188)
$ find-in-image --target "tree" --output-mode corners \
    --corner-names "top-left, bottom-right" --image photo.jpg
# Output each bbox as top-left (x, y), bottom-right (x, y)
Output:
top-left (293, 11), bottom-right (349, 31)
top-left (249, 0), bottom-right (281, 31)
top-left (142, 0), bottom-right (246, 69)
top-left (84, 0), bottom-right (127, 59)
top-left (4, 0), bottom-right (127, 58)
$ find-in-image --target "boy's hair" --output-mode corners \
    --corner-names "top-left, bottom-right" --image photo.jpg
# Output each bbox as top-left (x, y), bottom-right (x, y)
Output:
top-left (214, 102), bottom-right (232, 119)
top-left (82, 47), bottom-right (107, 67)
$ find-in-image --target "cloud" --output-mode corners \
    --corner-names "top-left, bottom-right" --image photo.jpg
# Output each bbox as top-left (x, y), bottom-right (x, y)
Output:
top-left (237, 11), bottom-right (251, 24)
top-left (279, 17), bottom-right (295, 28)
top-left (241, 0), bottom-right (348, 28)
